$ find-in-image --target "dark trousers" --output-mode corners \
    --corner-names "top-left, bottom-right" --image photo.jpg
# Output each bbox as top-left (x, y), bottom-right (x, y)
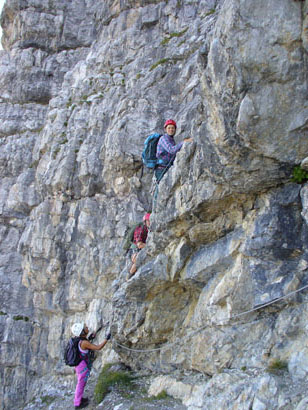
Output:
top-left (153, 165), bottom-right (171, 210)
top-left (154, 161), bottom-right (174, 183)
top-left (154, 167), bottom-right (166, 183)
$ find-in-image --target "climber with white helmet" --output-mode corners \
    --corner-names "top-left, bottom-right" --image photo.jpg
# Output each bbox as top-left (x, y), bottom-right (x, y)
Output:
top-left (71, 322), bottom-right (111, 409)
top-left (127, 212), bottom-right (151, 280)
top-left (155, 119), bottom-right (193, 182)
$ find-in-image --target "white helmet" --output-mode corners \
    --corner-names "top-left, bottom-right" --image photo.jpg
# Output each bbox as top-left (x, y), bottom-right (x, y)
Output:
top-left (71, 322), bottom-right (84, 337)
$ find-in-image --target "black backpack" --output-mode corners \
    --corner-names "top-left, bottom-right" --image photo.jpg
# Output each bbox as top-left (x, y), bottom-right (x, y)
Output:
top-left (64, 337), bottom-right (82, 367)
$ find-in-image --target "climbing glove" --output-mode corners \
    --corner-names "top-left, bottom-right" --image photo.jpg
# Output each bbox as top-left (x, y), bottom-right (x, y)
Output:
top-left (88, 333), bottom-right (95, 341)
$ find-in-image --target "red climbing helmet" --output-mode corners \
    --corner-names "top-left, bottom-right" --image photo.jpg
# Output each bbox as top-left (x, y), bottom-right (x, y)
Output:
top-left (143, 212), bottom-right (151, 222)
top-left (164, 119), bottom-right (177, 129)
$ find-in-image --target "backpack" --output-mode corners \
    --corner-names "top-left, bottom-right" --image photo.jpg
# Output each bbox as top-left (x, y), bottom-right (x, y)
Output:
top-left (64, 337), bottom-right (82, 367)
top-left (142, 133), bottom-right (163, 168)
top-left (122, 222), bottom-right (143, 253)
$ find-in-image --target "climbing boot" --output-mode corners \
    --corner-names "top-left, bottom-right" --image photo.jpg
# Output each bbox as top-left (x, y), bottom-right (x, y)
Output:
top-left (75, 399), bottom-right (89, 409)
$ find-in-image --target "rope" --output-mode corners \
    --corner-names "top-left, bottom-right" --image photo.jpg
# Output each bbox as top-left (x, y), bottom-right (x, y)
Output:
top-left (114, 341), bottom-right (165, 353)
top-left (225, 283), bottom-right (308, 321)
top-left (114, 283), bottom-right (308, 354)
top-left (152, 156), bottom-right (175, 212)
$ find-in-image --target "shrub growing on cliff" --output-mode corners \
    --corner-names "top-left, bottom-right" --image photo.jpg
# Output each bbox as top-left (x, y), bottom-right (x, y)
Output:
top-left (291, 165), bottom-right (308, 183)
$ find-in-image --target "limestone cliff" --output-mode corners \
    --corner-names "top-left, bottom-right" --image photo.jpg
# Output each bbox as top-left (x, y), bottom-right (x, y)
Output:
top-left (0, 0), bottom-right (308, 409)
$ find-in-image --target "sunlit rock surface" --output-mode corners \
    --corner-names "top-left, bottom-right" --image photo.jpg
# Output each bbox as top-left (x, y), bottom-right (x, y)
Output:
top-left (0, 0), bottom-right (308, 409)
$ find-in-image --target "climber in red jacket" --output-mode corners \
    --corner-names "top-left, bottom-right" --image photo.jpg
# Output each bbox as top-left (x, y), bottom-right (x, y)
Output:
top-left (127, 212), bottom-right (150, 279)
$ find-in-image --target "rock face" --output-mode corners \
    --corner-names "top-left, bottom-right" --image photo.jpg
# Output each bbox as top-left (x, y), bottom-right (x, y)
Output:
top-left (0, 0), bottom-right (308, 409)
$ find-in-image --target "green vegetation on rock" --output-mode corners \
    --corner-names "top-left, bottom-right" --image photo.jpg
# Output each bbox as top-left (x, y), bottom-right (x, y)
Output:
top-left (94, 364), bottom-right (134, 404)
top-left (146, 390), bottom-right (170, 401)
top-left (13, 315), bottom-right (29, 322)
top-left (267, 359), bottom-right (288, 373)
top-left (150, 58), bottom-right (172, 71)
top-left (161, 28), bottom-right (188, 45)
top-left (292, 165), bottom-right (308, 184)
top-left (41, 395), bottom-right (55, 405)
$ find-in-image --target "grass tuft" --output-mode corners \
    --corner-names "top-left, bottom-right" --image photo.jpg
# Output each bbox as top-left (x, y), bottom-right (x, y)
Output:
top-left (161, 28), bottom-right (188, 45)
top-left (150, 58), bottom-right (171, 71)
top-left (154, 390), bottom-right (169, 400)
top-left (267, 359), bottom-right (288, 373)
top-left (145, 390), bottom-right (170, 401)
top-left (41, 395), bottom-right (55, 405)
top-left (205, 8), bottom-right (216, 16)
top-left (94, 364), bottom-right (134, 404)
top-left (13, 315), bottom-right (29, 322)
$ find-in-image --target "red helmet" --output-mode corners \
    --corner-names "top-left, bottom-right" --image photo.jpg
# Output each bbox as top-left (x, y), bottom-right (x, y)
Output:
top-left (143, 212), bottom-right (151, 222)
top-left (164, 119), bottom-right (177, 129)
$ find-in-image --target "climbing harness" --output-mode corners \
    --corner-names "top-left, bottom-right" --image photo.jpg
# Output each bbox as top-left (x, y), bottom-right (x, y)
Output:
top-left (114, 283), bottom-right (308, 354)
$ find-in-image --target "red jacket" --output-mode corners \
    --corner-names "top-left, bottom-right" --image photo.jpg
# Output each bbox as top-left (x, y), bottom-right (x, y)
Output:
top-left (133, 224), bottom-right (148, 246)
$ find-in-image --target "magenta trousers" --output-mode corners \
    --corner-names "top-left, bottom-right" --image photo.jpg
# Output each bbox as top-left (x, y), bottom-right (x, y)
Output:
top-left (74, 360), bottom-right (90, 406)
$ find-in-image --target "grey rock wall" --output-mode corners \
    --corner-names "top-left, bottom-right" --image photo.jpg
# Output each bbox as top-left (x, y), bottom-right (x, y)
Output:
top-left (0, 0), bottom-right (308, 409)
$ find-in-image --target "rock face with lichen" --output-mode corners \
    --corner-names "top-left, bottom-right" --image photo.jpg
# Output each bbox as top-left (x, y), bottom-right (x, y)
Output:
top-left (1, 0), bottom-right (308, 409)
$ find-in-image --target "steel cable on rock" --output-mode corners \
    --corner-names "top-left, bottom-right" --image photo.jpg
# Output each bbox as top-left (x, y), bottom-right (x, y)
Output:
top-left (113, 283), bottom-right (308, 354)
